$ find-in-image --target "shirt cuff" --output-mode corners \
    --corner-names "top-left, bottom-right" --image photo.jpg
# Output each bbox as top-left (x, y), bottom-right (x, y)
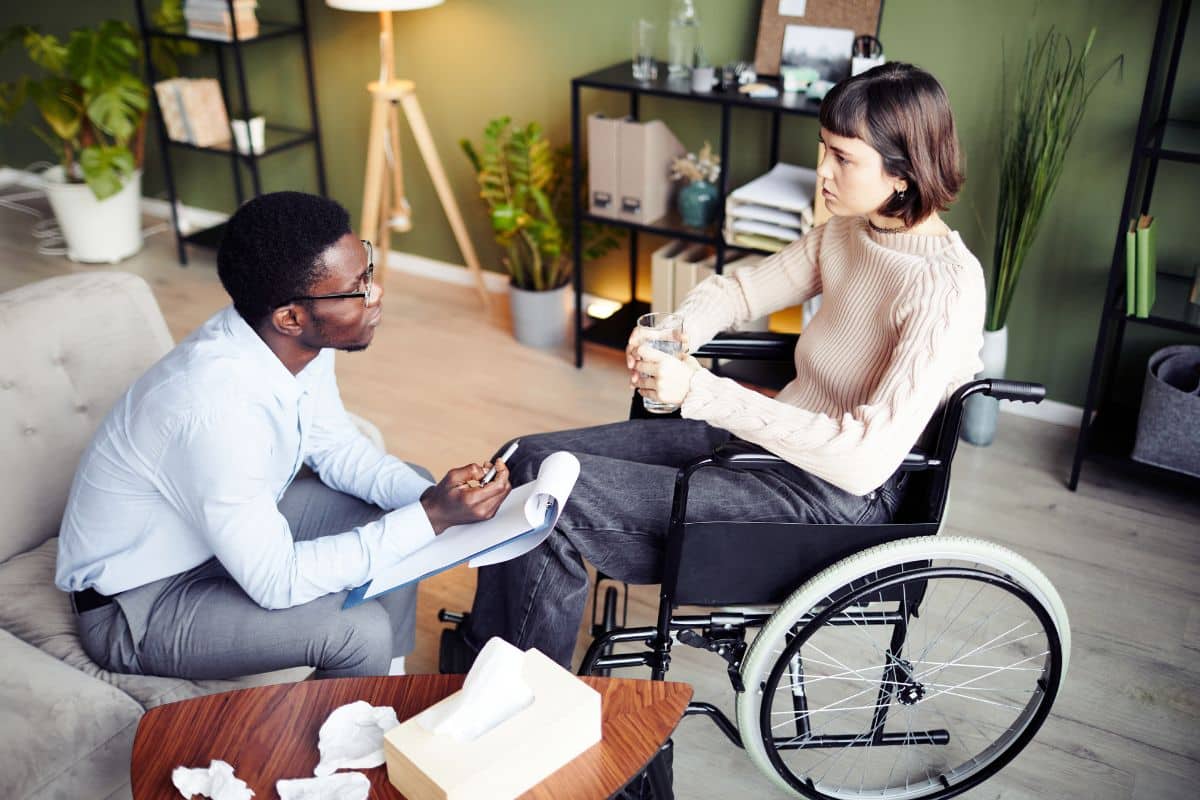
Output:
top-left (378, 500), bottom-right (437, 562)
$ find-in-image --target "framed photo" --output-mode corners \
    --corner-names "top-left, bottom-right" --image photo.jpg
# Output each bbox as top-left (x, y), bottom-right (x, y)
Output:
top-left (754, 0), bottom-right (884, 78)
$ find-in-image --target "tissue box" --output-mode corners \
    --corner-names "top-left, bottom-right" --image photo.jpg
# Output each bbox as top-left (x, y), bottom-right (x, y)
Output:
top-left (384, 649), bottom-right (601, 799)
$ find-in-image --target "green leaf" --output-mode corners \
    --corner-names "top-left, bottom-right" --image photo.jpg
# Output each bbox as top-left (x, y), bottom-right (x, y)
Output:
top-left (86, 73), bottom-right (147, 143)
top-left (28, 79), bottom-right (82, 142)
top-left (0, 76), bottom-right (28, 123)
top-left (79, 144), bottom-right (134, 200)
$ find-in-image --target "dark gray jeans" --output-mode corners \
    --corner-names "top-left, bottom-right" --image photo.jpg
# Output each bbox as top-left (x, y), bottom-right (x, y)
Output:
top-left (76, 474), bottom-right (421, 680)
top-left (463, 419), bottom-right (907, 669)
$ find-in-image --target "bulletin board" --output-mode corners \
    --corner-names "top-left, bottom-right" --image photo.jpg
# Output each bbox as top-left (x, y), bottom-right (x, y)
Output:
top-left (754, 0), bottom-right (885, 77)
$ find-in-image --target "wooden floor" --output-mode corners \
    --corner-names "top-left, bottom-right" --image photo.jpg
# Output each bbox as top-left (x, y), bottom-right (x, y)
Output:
top-left (2, 196), bottom-right (1197, 799)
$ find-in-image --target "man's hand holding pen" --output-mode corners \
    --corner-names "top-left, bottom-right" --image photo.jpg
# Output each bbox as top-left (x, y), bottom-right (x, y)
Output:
top-left (420, 459), bottom-right (512, 535)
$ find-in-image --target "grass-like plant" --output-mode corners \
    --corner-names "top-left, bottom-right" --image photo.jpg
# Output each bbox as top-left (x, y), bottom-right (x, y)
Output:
top-left (461, 116), bottom-right (620, 292)
top-left (988, 28), bottom-right (1120, 331)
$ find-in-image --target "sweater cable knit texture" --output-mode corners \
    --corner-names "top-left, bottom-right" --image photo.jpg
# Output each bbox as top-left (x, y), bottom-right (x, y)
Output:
top-left (676, 215), bottom-right (985, 496)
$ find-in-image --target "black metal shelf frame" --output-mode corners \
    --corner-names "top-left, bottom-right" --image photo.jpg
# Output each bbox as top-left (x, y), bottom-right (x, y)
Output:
top-left (1069, 0), bottom-right (1198, 491)
top-left (132, 0), bottom-right (328, 265)
top-left (569, 61), bottom-right (823, 368)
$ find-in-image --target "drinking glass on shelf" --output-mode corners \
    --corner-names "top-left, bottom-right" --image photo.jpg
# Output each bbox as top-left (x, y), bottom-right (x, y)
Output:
top-left (636, 312), bottom-right (684, 413)
top-left (632, 19), bottom-right (657, 82)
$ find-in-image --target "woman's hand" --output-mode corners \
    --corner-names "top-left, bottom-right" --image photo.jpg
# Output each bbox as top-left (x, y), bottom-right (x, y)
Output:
top-left (626, 325), bottom-right (689, 371)
top-left (633, 344), bottom-right (701, 407)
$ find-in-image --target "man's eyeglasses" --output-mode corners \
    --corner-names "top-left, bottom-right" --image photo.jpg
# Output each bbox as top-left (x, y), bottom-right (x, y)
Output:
top-left (282, 240), bottom-right (375, 308)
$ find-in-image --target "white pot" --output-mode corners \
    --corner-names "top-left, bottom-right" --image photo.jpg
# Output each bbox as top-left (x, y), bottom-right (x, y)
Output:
top-left (508, 283), bottom-right (570, 349)
top-left (961, 326), bottom-right (1008, 446)
top-left (43, 167), bottom-right (143, 264)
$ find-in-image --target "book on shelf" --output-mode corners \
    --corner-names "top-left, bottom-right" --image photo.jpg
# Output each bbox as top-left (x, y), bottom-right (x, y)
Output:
top-left (153, 78), bottom-right (231, 148)
top-left (184, 0), bottom-right (259, 40)
top-left (1135, 214), bottom-right (1157, 318)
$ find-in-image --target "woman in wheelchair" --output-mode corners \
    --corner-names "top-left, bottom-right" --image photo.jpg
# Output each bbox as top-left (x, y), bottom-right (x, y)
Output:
top-left (449, 62), bottom-right (1069, 800)
top-left (458, 61), bottom-right (984, 670)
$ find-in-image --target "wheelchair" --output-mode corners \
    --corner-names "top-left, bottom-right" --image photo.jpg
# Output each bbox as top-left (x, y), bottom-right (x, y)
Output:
top-left (445, 332), bottom-right (1070, 800)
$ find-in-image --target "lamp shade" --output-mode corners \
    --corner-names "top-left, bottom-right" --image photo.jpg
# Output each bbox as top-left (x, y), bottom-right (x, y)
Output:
top-left (326, 0), bottom-right (443, 10)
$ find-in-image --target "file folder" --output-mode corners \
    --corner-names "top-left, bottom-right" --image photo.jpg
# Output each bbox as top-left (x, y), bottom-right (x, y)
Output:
top-left (618, 119), bottom-right (685, 224)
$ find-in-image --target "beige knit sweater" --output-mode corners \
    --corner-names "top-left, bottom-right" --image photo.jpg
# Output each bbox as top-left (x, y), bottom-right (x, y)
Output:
top-left (677, 214), bottom-right (985, 496)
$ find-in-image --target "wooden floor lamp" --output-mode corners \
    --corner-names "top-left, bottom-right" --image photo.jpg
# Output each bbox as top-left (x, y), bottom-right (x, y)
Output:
top-left (326, 0), bottom-right (490, 310)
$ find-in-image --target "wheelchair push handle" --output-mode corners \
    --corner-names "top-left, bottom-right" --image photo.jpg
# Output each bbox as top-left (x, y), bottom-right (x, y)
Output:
top-left (984, 379), bottom-right (1046, 404)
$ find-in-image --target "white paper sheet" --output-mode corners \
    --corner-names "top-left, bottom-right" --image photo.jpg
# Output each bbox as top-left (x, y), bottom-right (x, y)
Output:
top-left (354, 452), bottom-right (579, 601)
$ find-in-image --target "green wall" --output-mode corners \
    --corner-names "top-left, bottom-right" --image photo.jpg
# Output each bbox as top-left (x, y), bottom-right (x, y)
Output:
top-left (2, 1), bottom-right (1196, 406)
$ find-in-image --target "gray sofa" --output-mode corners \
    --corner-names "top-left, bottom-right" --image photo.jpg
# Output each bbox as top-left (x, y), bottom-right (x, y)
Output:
top-left (0, 272), bottom-right (391, 799)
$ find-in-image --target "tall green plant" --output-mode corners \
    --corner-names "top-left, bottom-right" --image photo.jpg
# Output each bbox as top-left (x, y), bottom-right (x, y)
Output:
top-left (460, 116), bottom-right (619, 291)
top-left (988, 28), bottom-right (1120, 331)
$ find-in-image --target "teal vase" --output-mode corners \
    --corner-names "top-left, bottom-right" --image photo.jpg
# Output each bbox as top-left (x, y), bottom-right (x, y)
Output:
top-left (677, 180), bottom-right (719, 227)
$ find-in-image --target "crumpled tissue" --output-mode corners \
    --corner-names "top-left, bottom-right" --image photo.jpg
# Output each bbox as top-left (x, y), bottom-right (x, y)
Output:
top-left (171, 759), bottom-right (254, 800)
top-left (415, 636), bottom-right (534, 742)
top-left (276, 772), bottom-right (370, 800)
top-left (313, 700), bottom-right (400, 777)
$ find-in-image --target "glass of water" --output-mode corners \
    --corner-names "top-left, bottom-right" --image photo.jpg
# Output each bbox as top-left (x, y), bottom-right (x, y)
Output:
top-left (632, 19), bottom-right (657, 82)
top-left (636, 312), bottom-right (684, 413)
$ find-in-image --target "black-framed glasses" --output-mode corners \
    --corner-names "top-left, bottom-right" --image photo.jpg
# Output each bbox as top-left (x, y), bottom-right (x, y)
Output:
top-left (282, 240), bottom-right (374, 308)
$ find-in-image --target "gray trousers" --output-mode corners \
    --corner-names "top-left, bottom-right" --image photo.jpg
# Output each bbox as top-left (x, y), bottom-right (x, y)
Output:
top-left (76, 473), bottom-right (421, 680)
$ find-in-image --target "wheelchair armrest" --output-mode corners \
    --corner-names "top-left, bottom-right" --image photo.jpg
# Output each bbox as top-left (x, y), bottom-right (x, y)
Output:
top-left (693, 332), bottom-right (799, 362)
top-left (711, 440), bottom-right (788, 470)
top-left (899, 450), bottom-right (943, 472)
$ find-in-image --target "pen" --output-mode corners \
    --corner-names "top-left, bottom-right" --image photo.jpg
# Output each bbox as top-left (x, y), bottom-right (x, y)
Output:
top-left (481, 441), bottom-right (519, 485)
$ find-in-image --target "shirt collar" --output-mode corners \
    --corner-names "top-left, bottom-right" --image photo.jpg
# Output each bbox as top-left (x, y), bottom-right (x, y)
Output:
top-left (217, 306), bottom-right (317, 403)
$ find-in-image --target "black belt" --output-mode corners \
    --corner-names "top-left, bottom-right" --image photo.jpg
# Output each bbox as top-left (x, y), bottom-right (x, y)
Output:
top-left (73, 587), bottom-right (114, 613)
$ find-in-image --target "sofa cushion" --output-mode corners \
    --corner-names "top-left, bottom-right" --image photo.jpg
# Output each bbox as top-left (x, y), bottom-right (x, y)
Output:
top-left (0, 628), bottom-right (142, 800)
top-left (0, 272), bottom-right (174, 562)
top-left (0, 538), bottom-right (309, 711)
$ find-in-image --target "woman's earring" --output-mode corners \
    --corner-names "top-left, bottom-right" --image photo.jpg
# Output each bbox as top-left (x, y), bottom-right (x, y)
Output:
top-left (896, 188), bottom-right (906, 201)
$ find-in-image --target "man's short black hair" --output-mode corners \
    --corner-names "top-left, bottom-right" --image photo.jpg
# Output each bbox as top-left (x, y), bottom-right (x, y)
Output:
top-left (217, 191), bottom-right (353, 328)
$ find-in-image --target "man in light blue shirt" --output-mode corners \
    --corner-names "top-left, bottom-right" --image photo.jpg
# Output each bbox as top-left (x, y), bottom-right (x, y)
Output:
top-left (56, 192), bottom-right (511, 679)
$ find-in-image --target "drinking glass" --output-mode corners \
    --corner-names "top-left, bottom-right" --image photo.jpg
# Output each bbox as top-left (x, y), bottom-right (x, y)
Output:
top-left (632, 19), bottom-right (657, 82)
top-left (636, 312), bottom-right (684, 413)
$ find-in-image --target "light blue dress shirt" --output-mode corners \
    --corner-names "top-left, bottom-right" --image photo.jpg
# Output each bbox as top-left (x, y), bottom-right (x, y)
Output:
top-left (55, 306), bottom-right (436, 609)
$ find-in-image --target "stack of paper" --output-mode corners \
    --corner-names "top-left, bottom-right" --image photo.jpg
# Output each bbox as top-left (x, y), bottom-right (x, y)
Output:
top-left (723, 163), bottom-right (818, 252)
top-left (184, 0), bottom-right (259, 41)
top-left (153, 78), bottom-right (231, 148)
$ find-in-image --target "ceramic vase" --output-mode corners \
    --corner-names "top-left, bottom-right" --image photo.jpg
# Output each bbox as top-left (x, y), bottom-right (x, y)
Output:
top-left (961, 326), bottom-right (1008, 446)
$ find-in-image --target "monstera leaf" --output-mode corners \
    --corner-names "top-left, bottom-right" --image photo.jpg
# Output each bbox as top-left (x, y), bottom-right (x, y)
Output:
top-left (80, 144), bottom-right (135, 200)
top-left (86, 73), bottom-right (147, 144)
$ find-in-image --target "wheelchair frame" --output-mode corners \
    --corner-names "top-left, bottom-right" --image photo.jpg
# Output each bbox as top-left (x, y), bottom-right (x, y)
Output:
top-left (575, 333), bottom-right (1062, 799)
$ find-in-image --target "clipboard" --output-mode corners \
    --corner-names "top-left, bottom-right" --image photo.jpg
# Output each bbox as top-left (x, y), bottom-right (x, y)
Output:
top-left (343, 452), bottom-right (580, 609)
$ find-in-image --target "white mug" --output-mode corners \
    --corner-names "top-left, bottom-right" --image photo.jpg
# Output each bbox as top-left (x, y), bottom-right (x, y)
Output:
top-left (691, 66), bottom-right (715, 93)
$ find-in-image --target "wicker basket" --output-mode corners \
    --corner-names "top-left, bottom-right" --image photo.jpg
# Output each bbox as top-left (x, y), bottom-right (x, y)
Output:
top-left (1132, 345), bottom-right (1200, 478)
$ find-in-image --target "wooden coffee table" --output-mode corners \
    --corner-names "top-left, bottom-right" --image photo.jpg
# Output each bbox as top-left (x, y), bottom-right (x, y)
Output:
top-left (131, 674), bottom-right (691, 799)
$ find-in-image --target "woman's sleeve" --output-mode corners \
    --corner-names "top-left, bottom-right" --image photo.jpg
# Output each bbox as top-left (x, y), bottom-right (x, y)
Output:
top-left (679, 257), bottom-right (985, 496)
top-left (675, 221), bottom-right (828, 350)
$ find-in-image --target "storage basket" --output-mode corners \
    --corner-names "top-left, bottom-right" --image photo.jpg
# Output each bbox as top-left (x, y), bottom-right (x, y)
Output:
top-left (1131, 344), bottom-right (1200, 478)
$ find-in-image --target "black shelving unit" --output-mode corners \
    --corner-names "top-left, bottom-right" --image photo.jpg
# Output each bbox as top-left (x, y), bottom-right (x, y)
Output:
top-left (132, 0), bottom-right (328, 265)
top-left (1068, 0), bottom-right (1198, 491)
top-left (569, 61), bottom-right (823, 373)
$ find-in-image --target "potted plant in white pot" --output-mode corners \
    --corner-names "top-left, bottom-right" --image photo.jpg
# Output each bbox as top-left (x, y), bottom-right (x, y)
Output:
top-left (962, 28), bottom-right (1120, 445)
top-left (461, 116), bottom-right (620, 348)
top-left (0, 12), bottom-right (192, 263)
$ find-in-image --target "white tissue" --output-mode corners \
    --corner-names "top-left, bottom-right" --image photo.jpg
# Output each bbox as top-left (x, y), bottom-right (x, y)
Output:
top-left (171, 759), bottom-right (253, 800)
top-left (415, 637), bottom-right (534, 741)
top-left (313, 701), bottom-right (400, 777)
top-left (276, 773), bottom-right (370, 800)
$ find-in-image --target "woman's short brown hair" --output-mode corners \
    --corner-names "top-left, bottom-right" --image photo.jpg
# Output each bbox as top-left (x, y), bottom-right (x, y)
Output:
top-left (819, 62), bottom-right (964, 228)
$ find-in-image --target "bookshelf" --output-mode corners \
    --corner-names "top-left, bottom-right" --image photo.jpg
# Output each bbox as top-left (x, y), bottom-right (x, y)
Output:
top-left (1068, 0), bottom-right (1198, 491)
top-left (132, 0), bottom-right (328, 265)
top-left (568, 61), bottom-right (823, 385)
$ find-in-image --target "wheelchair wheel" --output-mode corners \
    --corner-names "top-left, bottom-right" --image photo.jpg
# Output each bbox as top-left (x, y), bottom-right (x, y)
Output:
top-left (735, 536), bottom-right (1069, 800)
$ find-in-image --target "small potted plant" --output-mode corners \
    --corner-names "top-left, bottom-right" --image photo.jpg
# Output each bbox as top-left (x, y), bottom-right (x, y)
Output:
top-left (0, 7), bottom-right (193, 263)
top-left (671, 141), bottom-right (721, 227)
top-left (461, 116), bottom-right (620, 348)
